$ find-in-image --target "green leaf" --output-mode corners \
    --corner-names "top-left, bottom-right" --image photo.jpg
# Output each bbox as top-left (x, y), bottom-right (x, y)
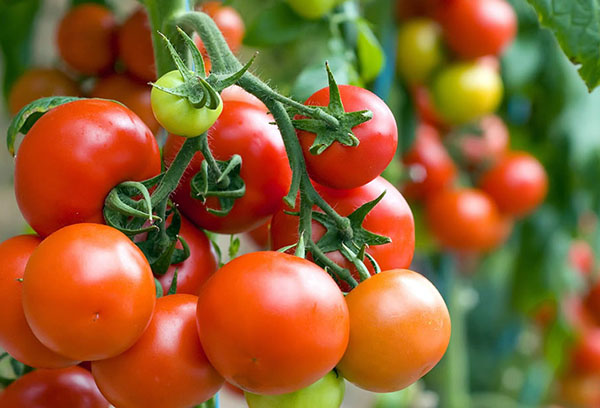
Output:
top-left (356, 18), bottom-right (385, 83)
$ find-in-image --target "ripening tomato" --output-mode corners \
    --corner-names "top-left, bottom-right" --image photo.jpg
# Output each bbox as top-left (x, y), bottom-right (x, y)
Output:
top-left (337, 269), bottom-right (451, 392)
top-left (0, 235), bottom-right (77, 368)
top-left (164, 101), bottom-right (292, 234)
top-left (425, 188), bottom-right (512, 252)
top-left (459, 115), bottom-right (509, 167)
top-left (480, 151), bottom-right (548, 217)
top-left (286, 0), bottom-right (337, 20)
top-left (57, 4), bottom-right (117, 75)
top-left (402, 124), bottom-right (456, 200)
top-left (571, 329), bottom-right (600, 374)
top-left (8, 68), bottom-right (80, 115)
top-left (195, 2), bottom-right (245, 53)
top-left (91, 73), bottom-right (160, 134)
top-left (396, 19), bottom-right (443, 84)
top-left (569, 240), bottom-right (594, 277)
top-left (270, 177), bottom-right (415, 291)
top-left (0, 366), bottom-right (109, 408)
top-left (118, 8), bottom-right (156, 82)
top-left (196, 251), bottom-right (349, 395)
top-left (22, 224), bottom-right (156, 361)
top-left (438, 0), bottom-right (517, 58)
top-left (92, 294), bottom-right (223, 408)
top-left (297, 85), bottom-right (398, 190)
top-left (14, 99), bottom-right (161, 237)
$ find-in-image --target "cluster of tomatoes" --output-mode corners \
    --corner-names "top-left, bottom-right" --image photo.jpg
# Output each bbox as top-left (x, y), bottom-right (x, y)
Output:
top-left (394, 0), bottom-right (548, 253)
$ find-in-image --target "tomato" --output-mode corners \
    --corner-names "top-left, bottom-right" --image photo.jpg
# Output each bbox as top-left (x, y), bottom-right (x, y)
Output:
top-left (459, 115), bottom-right (509, 167)
top-left (569, 240), bottom-right (594, 277)
top-left (196, 2), bottom-right (245, 53)
top-left (196, 251), bottom-right (349, 395)
top-left (571, 329), bottom-right (600, 374)
top-left (14, 99), bottom-right (161, 237)
top-left (297, 85), bottom-right (398, 190)
top-left (0, 235), bottom-right (77, 368)
top-left (22, 224), bottom-right (156, 361)
top-left (286, 0), bottom-right (337, 19)
top-left (402, 124), bottom-right (456, 200)
top-left (91, 73), bottom-right (160, 134)
top-left (245, 220), bottom-right (271, 249)
top-left (245, 371), bottom-right (345, 408)
top-left (151, 70), bottom-right (223, 137)
top-left (337, 269), bottom-right (451, 392)
top-left (0, 366), bottom-right (109, 408)
top-left (164, 101), bottom-right (292, 234)
top-left (270, 177), bottom-right (415, 291)
top-left (432, 62), bottom-right (503, 125)
top-left (395, 0), bottom-right (443, 21)
top-left (118, 8), bottom-right (156, 82)
top-left (425, 188), bottom-right (511, 252)
top-left (559, 373), bottom-right (600, 408)
top-left (480, 151), bottom-right (548, 217)
top-left (438, 0), bottom-right (517, 58)
top-left (57, 4), bottom-right (117, 75)
top-left (92, 294), bottom-right (223, 408)
top-left (584, 282), bottom-right (600, 325)
top-left (8, 68), bottom-right (80, 115)
top-left (396, 19), bottom-right (443, 84)
top-left (157, 216), bottom-right (218, 296)
top-left (412, 85), bottom-right (447, 129)
top-left (221, 84), bottom-right (268, 112)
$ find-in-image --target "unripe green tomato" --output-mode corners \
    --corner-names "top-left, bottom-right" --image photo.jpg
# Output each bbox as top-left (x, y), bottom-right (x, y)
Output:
top-left (396, 19), bottom-right (443, 84)
top-left (150, 70), bottom-right (223, 137)
top-left (245, 371), bottom-right (345, 408)
top-left (432, 62), bottom-right (503, 125)
top-left (286, 0), bottom-right (338, 20)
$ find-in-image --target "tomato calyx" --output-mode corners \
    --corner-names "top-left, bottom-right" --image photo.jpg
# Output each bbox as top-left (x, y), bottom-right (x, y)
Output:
top-left (0, 352), bottom-right (34, 386)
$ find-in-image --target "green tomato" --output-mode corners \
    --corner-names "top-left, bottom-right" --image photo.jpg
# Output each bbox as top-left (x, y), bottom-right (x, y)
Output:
top-left (286, 0), bottom-right (337, 20)
top-left (432, 62), bottom-right (503, 125)
top-left (245, 371), bottom-right (345, 408)
top-left (150, 70), bottom-right (223, 137)
top-left (396, 19), bottom-right (444, 84)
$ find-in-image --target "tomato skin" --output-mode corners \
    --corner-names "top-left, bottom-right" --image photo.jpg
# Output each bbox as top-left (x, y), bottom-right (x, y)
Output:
top-left (439, 0), bottom-right (517, 59)
top-left (8, 68), bottom-right (80, 115)
top-left (0, 235), bottom-right (78, 368)
top-left (164, 101), bottom-right (292, 234)
top-left (245, 220), bottom-right (271, 249)
top-left (22, 224), bottom-right (156, 361)
top-left (270, 177), bottom-right (415, 291)
top-left (412, 85), bottom-right (447, 129)
top-left (91, 73), bottom-right (160, 134)
top-left (571, 329), bottom-right (600, 374)
top-left (480, 151), bottom-right (548, 217)
top-left (337, 269), bottom-right (451, 392)
top-left (197, 2), bottom-right (245, 53)
top-left (569, 240), bottom-right (594, 277)
top-left (221, 85), bottom-right (268, 112)
top-left (396, 19), bottom-right (443, 84)
top-left (0, 366), bottom-right (109, 408)
top-left (297, 85), bottom-right (398, 190)
top-left (92, 294), bottom-right (223, 408)
top-left (196, 251), bottom-right (349, 395)
top-left (425, 188), bottom-right (511, 252)
top-left (118, 8), bottom-right (156, 82)
top-left (57, 4), bottom-right (117, 75)
top-left (459, 115), bottom-right (509, 167)
top-left (14, 99), bottom-right (161, 237)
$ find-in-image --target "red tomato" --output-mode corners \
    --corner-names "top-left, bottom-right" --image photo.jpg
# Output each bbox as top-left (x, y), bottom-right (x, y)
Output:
top-left (221, 85), bottom-right (268, 112)
top-left (459, 115), bottom-right (509, 167)
top-left (0, 235), bottom-right (77, 368)
top-left (480, 151), bottom-right (548, 217)
top-left (0, 366), bottom-right (109, 408)
top-left (118, 8), bottom-right (156, 82)
top-left (57, 4), bottom-right (117, 75)
top-left (8, 68), bottom-right (80, 115)
top-left (584, 282), bottom-right (600, 325)
top-left (270, 177), bottom-right (415, 291)
top-left (245, 219), bottom-right (271, 249)
top-left (196, 251), bottom-right (349, 395)
top-left (297, 85), bottom-right (398, 190)
top-left (14, 99), bottom-right (161, 237)
top-left (425, 188), bottom-right (512, 252)
top-left (571, 329), bottom-right (600, 374)
top-left (195, 2), bottom-right (245, 54)
top-left (92, 294), bottom-right (223, 408)
top-left (412, 85), bottom-right (447, 129)
top-left (337, 269), bottom-right (451, 392)
top-left (402, 124), bottom-right (456, 200)
top-left (157, 216), bottom-right (218, 296)
top-left (91, 73), bottom-right (160, 134)
top-left (163, 101), bottom-right (291, 234)
top-left (569, 240), bottom-right (594, 277)
top-left (438, 0), bottom-right (517, 58)
top-left (22, 224), bottom-right (156, 361)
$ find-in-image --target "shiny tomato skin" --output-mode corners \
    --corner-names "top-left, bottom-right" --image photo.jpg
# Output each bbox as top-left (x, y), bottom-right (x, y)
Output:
top-left (195, 2), bottom-right (245, 53)
top-left (337, 269), bottom-right (451, 392)
top-left (118, 8), bottom-right (156, 82)
top-left (14, 99), bottom-right (161, 237)
top-left (164, 101), bottom-right (292, 234)
top-left (480, 151), bottom-right (548, 217)
top-left (271, 177), bottom-right (415, 291)
top-left (459, 115), bottom-right (509, 167)
top-left (8, 68), bottom-right (80, 115)
top-left (297, 85), bottom-right (398, 190)
top-left (92, 294), bottom-right (223, 408)
top-left (0, 235), bottom-right (78, 368)
top-left (196, 251), bottom-right (349, 395)
top-left (425, 188), bottom-right (511, 252)
top-left (0, 366), bottom-right (109, 408)
top-left (22, 224), bottom-right (156, 361)
top-left (221, 85), bottom-right (268, 112)
top-left (57, 4), bottom-right (117, 75)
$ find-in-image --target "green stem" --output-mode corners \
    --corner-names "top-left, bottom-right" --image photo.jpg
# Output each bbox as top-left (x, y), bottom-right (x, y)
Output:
top-left (268, 92), bottom-right (340, 127)
top-left (197, 132), bottom-right (223, 180)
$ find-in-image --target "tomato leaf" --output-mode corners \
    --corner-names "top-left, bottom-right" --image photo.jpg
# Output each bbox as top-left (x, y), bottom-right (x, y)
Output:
top-left (356, 18), bottom-right (385, 83)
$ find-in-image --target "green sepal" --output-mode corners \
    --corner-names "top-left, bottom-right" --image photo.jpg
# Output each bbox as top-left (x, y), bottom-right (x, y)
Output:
top-left (208, 54), bottom-right (256, 92)
top-left (166, 269), bottom-right (179, 295)
top-left (154, 278), bottom-right (164, 298)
